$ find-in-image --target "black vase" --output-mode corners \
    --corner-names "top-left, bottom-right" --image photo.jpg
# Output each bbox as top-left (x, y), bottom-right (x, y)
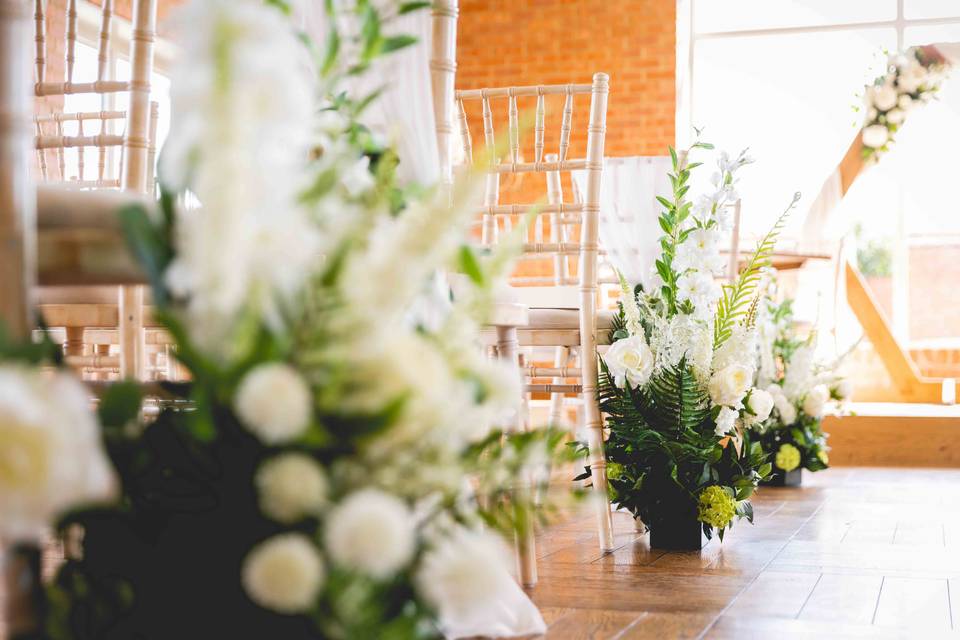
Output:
top-left (762, 467), bottom-right (802, 487)
top-left (648, 512), bottom-right (704, 550)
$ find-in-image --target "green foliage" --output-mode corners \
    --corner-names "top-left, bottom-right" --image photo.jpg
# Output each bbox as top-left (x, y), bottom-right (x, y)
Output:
top-left (856, 238), bottom-right (893, 277)
top-left (714, 192), bottom-right (800, 349)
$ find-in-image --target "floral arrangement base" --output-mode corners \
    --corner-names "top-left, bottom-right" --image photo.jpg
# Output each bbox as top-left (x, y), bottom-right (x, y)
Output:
top-left (648, 514), bottom-right (704, 551)
top-left (761, 468), bottom-right (802, 487)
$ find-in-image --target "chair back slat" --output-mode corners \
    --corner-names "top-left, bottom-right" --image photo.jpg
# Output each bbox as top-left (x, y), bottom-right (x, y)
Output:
top-left (534, 94), bottom-right (544, 163)
top-left (33, 0), bottom-right (44, 84)
top-left (508, 94), bottom-right (519, 163)
top-left (64, 0), bottom-right (77, 84)
top-left (558, 90), bottom-right (573, 162)
top-left (97, 0), bottom-right (113, 83)
top-left (456, 98), bottom-right (472, 164)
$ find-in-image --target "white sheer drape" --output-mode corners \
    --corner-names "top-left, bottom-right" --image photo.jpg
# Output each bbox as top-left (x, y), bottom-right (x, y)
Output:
top-left (295, 3), bottom-right (440, 185)
top-left (574, 156), bottom-right (672, 291)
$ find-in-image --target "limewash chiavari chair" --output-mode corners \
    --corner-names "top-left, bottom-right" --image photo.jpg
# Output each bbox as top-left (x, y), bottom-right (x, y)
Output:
top-left (454, 75), bottom-right (616, 569)
top-left (31, 0), bottom-right (160, 381)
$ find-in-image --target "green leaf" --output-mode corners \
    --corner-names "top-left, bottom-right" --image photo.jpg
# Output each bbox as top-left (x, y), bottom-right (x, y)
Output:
top-left (457, 245), bottom-right (485, 286)
top-left (97, 381), bottom-right (143, 429)
top-left (381, 35), bottom-right (419, 54)
top-left (398, 1), bottom-right (431, 13)
top-left (321, 24), bottom-right (341, 76)
top-left (118, 204), bottom-right (172, 306)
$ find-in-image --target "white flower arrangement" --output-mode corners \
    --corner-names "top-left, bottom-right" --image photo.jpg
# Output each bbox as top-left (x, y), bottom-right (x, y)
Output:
top-left (25, 1), bottom-right (553, 636)
top-left (859, 46), bottom-right (950, 161)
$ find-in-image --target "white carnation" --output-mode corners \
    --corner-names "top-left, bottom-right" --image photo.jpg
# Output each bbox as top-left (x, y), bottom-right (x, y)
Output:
top-left (802, 384), bottom-right (830, 419)
top-left (744, 387), bottom-right (774, 425)
top-left (862, 124), bottom-right (889, 149)
top-left (235, 363), bottom-right (312, 444)
top-left (0, 367), bottom-right (115, 542)
top-left (242, 533), bottom-right (325, 614)
top-left (416, 527), bottom-right (515, 625)
top-left (871, 83), bottom-right (899, 111)
top-left (604, 335), bottom-right (655, 389)
top-left (715, 406), bottom-right (738, 436)
top-left (708, 364), bottom-right (753, 408)
top-left (325, 489), bottom-right (416, 579)
top-left (256, 453), bottom-right (328, 523)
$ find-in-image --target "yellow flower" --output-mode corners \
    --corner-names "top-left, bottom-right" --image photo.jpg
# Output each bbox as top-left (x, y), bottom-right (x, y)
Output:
top-left (817, 449), bottom-right (829, 466)
top-left (775, 443), bottom-right (801, 472)
top-left (697, 485), bottom-right (737, 530)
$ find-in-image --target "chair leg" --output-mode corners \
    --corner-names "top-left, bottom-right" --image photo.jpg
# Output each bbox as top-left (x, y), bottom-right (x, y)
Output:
top-left (585, 388), bottom-right (615, 552)
top-left (118, 285), bottom-right (144, 380)
top-left (496, 325), bottom-right (538, 588)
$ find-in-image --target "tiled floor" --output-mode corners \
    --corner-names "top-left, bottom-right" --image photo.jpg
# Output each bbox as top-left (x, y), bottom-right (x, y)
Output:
top-left (529, 467), bottom-right (960, 639)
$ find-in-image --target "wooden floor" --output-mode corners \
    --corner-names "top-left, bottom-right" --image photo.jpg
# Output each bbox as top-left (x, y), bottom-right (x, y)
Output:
top-left (529, 467), bottom-right (960, 639)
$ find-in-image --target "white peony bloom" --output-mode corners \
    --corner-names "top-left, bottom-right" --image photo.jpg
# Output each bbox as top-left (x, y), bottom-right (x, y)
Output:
top-left (325, 489), bottom-right (416, 579)
top-left (708, 364), bottom-right (753, 408)
top-left (715, 406), bottom-right (739, 436)
top-left (235, 363), bottom-right (312, 444)
top-left (604, 335), bottom-right (655, 389)
top-left (862, 124), bottom-right (890, 149)
top-left (242, 533), bottom-right (325, 614)
top-left (416, 526), bottom-right (514, 624)
top-left (871, 83), bottom-right (899, 111)
top-left (802, 384), bottom-right (830, 419)
top-left (0, 367), bottom-right (115, 542)
top-left (744, 387), bottom-right (774, 425)
top-left (256, 453), bottom-right (328, 523)
top-left (886, 108), bottom-right (905, 125)
top-left (833, 378), bottom-right (854, 401)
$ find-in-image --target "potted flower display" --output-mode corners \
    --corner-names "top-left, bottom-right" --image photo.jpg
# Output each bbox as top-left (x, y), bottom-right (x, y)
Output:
top-left (577, 139), bottom-right (800, 549)
top-left (753, 296), bottom-right (850, 487)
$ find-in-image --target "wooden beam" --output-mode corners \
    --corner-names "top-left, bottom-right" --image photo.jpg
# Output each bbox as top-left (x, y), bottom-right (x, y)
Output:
top-left (845, 261), bottom-right (943, 402)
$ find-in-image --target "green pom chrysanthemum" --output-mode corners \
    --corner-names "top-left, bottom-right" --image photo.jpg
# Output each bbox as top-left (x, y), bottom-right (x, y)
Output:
top-left (775, 443), bottom-right (801, 472)
top-left (697, 485), bottom-right (737, 530)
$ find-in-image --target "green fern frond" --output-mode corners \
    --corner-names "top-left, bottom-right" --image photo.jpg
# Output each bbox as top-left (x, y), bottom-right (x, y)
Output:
top-left (714, 192), bottom-right (800, 349)
top-left (645, 359), bottom-right (711, 436)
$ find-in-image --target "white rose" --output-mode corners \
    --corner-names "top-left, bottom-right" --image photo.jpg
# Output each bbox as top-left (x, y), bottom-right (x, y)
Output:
top-left (774, 394), bottom-right (797, 425)
top-left (897, 65), bottom-right (927, 93)
top-left (242, 533), bottom-right (325, 614)
top-left (802, 384), bottom-right (830, 419)
top-left (708, 364), bottom-right (753, 408)
top-left (867, 107), bottom-right (878, 121)
top-left (416, 527), bottom-right (516, 625)
top-left (604, 335), bottom-right (655, 389)
top-left (0, 366), bottom-right (115, 543)
top-left (898, 94), bottom-right (913, 111)
top-left (744, 388), bottom-right (774, 425)
top-left (256, 453), bottom-right (328, 523)
top-left (235, 363), bottom-right (312, 444)
top-left (833, 379), bottom-right (854, 401)
top-left (862, 124), bottom-right (889, 149)
top-left (325, 488), bottom-right (416, 579)
top-left (871, 83), bottom-right (898, 111)
top-left (886, 108), bottom-right (905, 125)
top-left (715, 406), bottom-right (738, 436)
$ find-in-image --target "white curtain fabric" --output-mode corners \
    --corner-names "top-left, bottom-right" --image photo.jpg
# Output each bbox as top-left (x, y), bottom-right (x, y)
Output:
top-left (573, 156), bottom-right (673, 291)
top-left (295, 3), bottom-right (440, 185)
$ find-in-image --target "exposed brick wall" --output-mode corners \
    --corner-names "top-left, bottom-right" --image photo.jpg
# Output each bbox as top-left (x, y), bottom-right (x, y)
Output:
top-left (456, 0), bottom-right (676, 160)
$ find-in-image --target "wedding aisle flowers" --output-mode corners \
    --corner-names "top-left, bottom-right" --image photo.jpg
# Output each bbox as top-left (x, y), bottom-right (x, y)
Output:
top-left (582, 139), bottom-right (800, 545)
top-left (0, 362), bottom-right (114, 542)
top-left (37, 1), bottom-right (555, 638)
top-left (751, 295), bottom-right (848, 478)
top-left (859, 46), bottom-right (950, 161)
